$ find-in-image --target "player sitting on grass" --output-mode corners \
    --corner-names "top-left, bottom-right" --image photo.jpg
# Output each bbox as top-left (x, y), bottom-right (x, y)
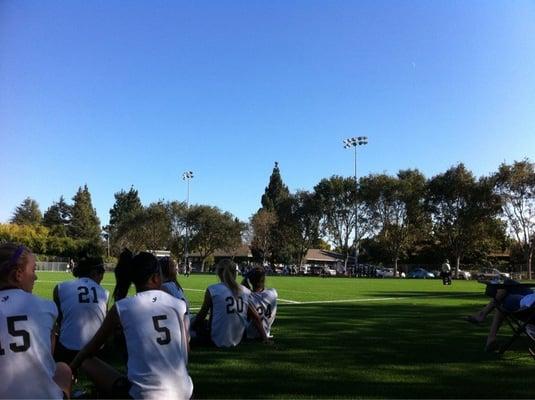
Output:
top-left (242, 266), bottom-right (278, 340)
top-left (53, 256), bottom-right (109, 364)
top-left (160, 256), bottom-right (190, 315)
top-left (0, 243), bottom-right (72, 399)
top-left (191, 259), bottom-right (269, 347)
top-left (70, 251), bottom-right (193, 399)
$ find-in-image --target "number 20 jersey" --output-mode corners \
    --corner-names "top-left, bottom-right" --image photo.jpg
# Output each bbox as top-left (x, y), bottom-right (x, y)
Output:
top-left (57, 277), bottom-right (109, 350)
top-left (116, 290), bottom-right (193, 400)
top-left (207, 283), bottom-right (251, 348)
top-left (0, 288), bottom-right (63, 399)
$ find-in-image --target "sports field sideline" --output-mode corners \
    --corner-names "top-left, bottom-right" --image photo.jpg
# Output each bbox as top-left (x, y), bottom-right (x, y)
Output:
top-left (36, 272), bottom-right (535, 398)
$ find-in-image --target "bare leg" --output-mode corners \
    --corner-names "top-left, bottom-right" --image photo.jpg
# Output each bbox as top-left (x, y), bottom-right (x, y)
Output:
top-left (54, 362), bottom-right (72, 398)
top-left (485, 308), bottom-right (505, 350)
top-left (80, 357), bottom-right (125, 396)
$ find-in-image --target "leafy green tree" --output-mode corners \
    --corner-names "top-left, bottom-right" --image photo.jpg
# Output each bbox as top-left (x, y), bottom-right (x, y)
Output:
top-left (108, 186), bottom-right (143, 254)
top-left (70, 185), bottom-right (102, 250)
top-left (360, 169), bottom-right (428, 275)
top-left (115, 202), bottom-right (171, 252)
top-left (282, 191), bottom-right (322, 268)
top-left (11, 197), bottom-right (42, 226)
top-left (314, 175), bottom-right (368, 271)
top-left (494, 160), bottom-right (535, 278)
top-left (250, 209), bottom-right (278, 265)
top-left (188, 205), bottom-right (245, 271)
top-left (43, 196), bottom-right (72, 236)
top-left (426, 164), bottom-right (502, 276)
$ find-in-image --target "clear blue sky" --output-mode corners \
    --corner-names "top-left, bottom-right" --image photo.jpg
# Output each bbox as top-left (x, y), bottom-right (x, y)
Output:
top-left (1, 1), bottom-right (534, 225)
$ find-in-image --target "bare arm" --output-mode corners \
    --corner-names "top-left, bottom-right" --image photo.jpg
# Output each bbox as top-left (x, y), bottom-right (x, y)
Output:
top-left (191, 290), bottom-right (211, 331)
top-left (247, 304), bottom-right (269, 343)
top-left (70, 305), bottom-right (120, 372)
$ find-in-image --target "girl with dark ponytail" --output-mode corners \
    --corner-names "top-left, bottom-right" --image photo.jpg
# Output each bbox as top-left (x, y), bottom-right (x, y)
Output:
top-left (242, 267), bottom-right (278, 340)
top-left (71, 250), bottom-right (193, 399)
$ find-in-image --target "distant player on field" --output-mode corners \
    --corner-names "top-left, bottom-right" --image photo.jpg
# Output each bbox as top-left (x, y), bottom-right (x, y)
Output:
top-left (242, 266), bottom-right (278, 340)
top-left (191, 259), bottom-right (269, 347)
top-left (0, 243), bottom-right (72, 399)
top-left (70, 251), bottom-right (193, 399)
top-left (53, 256), bottom-right (109, 364)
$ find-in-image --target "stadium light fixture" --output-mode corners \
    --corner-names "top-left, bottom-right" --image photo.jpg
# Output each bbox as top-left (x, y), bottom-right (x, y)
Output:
top-left (343, 136), bottom-right (368, 276)
top-left (182, 171), bottom-right (194, 271)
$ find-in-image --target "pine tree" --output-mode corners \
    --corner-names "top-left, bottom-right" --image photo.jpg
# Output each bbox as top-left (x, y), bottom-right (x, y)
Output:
top-left (70, 185), bottom-right (101, 242)
top-left (109, 186), bottom-right (143, 228)
top-left (261, 162), bottom-right (290, 211)
top-left (43, 196), bottom-right (72, 236)
top-left (11, 197), bottom-right (42, 225)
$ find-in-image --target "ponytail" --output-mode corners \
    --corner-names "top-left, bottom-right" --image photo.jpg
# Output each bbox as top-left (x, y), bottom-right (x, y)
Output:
top-left (113, 249), bottom-right (134, 301)
top-left (216, 259), bottom-right (241, 296)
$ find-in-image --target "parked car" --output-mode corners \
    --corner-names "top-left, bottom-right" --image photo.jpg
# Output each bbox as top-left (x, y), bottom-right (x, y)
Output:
top-left (322, 266), bottom-right (337, 276)
top-left (476, 268), bottom-right (510, 281)
top-left (377, 268), bottom-right (394, 278)
top-left (407, 268), bottom-right (435, 279)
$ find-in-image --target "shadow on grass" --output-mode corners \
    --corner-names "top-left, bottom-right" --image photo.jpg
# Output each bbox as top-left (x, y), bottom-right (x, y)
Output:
top-left (188, 300), bottom-right (535, 399)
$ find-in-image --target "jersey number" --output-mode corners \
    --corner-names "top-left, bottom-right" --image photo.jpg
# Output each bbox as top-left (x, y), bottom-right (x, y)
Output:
top-left (152, 315), bottom-right (171, 345)
top-left (257, 304), bottom-right (272, 319)
top-left (0, 315), bottom-right (31, 355)
top-left (78, 286), bottom-right (98, 303)
top-left (225, 296), bottom-right (244, 314)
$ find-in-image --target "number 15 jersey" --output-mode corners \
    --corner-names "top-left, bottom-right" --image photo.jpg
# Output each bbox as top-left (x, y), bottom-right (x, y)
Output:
top-left (0, 288), bottom-right (63, 399)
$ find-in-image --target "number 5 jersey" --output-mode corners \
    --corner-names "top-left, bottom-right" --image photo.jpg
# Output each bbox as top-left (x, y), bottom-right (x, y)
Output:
top-left (0, 288), bottom-right (64, 399)
top-left (116, 290), bottom-right (193, 400)
top-left (56, 277), bottom-right (109, 351)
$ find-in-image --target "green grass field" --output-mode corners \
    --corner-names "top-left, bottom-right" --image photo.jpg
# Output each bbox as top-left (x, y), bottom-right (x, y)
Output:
top-left (35, 272), bottom-right (535, 398)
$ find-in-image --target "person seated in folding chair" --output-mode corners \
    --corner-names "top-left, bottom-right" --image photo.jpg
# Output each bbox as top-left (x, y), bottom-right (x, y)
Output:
top-left (465, 279), bottom-right (534, 352)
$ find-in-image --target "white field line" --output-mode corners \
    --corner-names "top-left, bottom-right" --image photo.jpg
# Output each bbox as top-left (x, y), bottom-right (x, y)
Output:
top-left (35, 280), bottom-right (481, 305)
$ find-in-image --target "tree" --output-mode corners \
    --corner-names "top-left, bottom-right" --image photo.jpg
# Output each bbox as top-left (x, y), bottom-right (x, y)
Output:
top-left (108, 186), bottom-right (143, 254)
top-left (43, 196), bottom-right (72, 236)
top-left (314, 175), bottom-right (369, 272)
top-left (360, 170), bottom-right (428, 275)
top-left (115, 202), bottom-right (171, 252)
top-left (188, 205), bottom-right (244, 271)
top-left (282, 191), bottom-right (322, 268)
top-left (494, 160), bottom-right (535, 279)
top-left (70, 185), bottom-right (102, 246)
top-left (260, 162), bottom-right (292, 264)
top-left (426, 164), bottom-right (502, 276)
top-left (11, 197), bottom-right (42, 226)
top-left (250, 209), bottom-right (278, 265)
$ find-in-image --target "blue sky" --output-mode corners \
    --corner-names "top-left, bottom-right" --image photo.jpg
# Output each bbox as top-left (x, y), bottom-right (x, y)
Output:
top-left (1, 1), bottom-right (534, 225)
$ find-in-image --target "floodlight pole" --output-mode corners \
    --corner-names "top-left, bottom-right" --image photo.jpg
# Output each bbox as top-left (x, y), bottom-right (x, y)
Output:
top-left (343, 137), bottom-right (368, 276)
top-left (182, 171), bottom-right (194, 271)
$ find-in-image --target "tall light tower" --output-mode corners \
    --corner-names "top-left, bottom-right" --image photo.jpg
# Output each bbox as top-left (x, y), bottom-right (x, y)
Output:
top-left (182, 170), bottom-right (194, 270)
top-left (343, 136), bottom-right (368, 276)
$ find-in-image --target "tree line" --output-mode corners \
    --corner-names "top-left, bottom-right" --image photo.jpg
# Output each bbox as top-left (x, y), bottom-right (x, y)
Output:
top-left (2, 160), bottom-right (534, 277)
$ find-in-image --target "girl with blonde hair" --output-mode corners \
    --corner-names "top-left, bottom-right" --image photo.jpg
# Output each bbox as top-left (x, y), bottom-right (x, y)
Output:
top-left (191, 259), bottom-right (268, 347)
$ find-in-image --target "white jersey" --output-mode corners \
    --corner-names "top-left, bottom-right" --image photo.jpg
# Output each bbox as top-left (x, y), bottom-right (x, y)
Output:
top-left (247, 288), bottom-right (278, 339)
top-left (57, 277), bottom-right (109, 350)
top-left (116, 290), bottom-right (193, 400)
top-left (0, 288), bottom-right (63, 399)
top-left (207, 283), bottom-right (251, 348)
top-left (161, 281), bottom-right (190, 315)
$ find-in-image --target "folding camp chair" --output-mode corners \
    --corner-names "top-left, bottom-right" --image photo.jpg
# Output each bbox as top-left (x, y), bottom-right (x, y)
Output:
top-left (485, 282), bottom-right (535, 359)
top-left (498, 305), bottom-right (535, 359)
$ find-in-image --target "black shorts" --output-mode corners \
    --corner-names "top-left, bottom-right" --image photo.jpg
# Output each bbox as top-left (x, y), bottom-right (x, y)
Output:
top-left (110, 376), bottom-right (133, 399)
top-left (54, 341), bottom-right (79, 365)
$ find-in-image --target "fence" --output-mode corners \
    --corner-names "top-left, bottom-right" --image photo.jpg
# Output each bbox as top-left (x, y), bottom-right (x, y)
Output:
top-left (36, 262), bottom-right (115, 272)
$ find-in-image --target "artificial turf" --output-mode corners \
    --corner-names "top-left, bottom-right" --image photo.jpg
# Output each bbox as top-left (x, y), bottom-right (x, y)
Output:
top-left (33, 271), bottom-right (535, 398)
